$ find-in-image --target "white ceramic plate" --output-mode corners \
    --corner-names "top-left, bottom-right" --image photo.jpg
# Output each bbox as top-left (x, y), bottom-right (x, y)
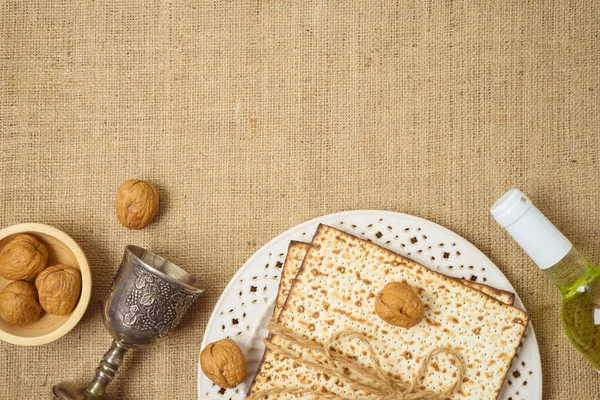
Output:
top-left (198, 211), bottom-right (542, 400)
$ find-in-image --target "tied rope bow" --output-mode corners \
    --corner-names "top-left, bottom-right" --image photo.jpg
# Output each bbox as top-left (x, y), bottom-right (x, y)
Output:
top-left (247, 321), bottom-right (464, 400)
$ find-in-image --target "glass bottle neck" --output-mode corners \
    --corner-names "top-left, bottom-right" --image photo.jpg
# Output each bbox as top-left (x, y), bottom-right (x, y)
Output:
top-left (544, 247), bottom-right (598, 294)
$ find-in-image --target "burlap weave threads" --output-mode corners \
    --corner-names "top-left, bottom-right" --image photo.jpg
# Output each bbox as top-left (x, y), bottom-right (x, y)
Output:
top-left (1, 1), bottom-right (600, 399)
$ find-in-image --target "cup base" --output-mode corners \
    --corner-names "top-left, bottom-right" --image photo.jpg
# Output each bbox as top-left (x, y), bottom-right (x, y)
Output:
top-left (52, 382), bottom-right (102, 400)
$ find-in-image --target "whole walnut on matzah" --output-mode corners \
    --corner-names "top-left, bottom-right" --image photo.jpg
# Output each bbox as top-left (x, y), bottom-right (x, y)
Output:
top-left (200, 338), bottom-right (247, 388)
top-left (116, 179), bottom-right (159, 230)
top-left (375, 282), bottom-right (424, 328)
top-left (0, 234), bottom-right (48, 281)
top-left (0, 281), bottom-right (42, 325)
top-left (35, 265), bottom-right (81, 315)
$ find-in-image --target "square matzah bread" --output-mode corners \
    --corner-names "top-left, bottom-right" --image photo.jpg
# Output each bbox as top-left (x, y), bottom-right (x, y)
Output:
top-left (256, 241), bottom-right (516, 398)
top-left (249, 225), bottom-right (529, 399)
top-left (257, 240), bottom-right (516, 398)
top-left (273, 241), bottom-right (514, 320)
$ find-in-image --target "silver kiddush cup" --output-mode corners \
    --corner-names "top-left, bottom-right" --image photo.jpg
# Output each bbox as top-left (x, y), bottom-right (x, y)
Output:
top-left (52, 245), bottom-right (205, 400)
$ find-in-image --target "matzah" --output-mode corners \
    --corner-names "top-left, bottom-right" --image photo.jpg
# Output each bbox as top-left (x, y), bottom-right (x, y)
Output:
top-left (274, 242), bottom-right (514, 320)
top-left (250, 225), bottom-right (529, 399)
top-left (273, 241), bottom-right (311, 319)
top-left (460, 279), bottom-right (514, 306)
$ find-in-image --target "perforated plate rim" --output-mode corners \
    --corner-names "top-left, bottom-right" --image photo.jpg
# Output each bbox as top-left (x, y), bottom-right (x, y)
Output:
top-left (198, 210), bottom-right (542, 400)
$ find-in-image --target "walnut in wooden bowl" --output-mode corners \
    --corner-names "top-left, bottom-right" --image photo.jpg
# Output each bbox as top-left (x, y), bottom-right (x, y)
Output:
top-left (0, 224), bottom-right (91, 346)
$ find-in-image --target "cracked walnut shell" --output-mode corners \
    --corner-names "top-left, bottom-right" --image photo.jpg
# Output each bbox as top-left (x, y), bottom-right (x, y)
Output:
top-left (375, 281), bottom-right (424, 328)
top-left (0, 281), bottom-right (42, 325)
top-left (200, 338), bottom-right (247, 388)
top-left (116, 179), bottom-right (159, 230)
top-left (35, 265), bottom-right (81, 315)
top-left (0, 233), bottom-right (48, 281)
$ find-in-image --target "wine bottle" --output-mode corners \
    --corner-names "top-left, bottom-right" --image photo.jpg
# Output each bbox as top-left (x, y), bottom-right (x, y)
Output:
top-left (491, 189), bottom-right (600, 370)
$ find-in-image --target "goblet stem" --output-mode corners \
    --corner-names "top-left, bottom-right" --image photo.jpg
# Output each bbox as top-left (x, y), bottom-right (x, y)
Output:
top-left (83, 340), bottom-right (130, 399)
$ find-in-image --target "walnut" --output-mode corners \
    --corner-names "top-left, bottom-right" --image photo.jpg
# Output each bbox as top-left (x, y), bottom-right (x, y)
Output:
top-left (200, 338), bottom-right (247, 388)
top-left (0, 281), bottom-right (42, 325)
top-left (35, 265), bottom-right (81, 315)
top-left (0, 233), bottom-right (48, 281)
top-left (116, 179), bottom-right (159, 230)
top-left (375, 282), bottom-right (424, 328)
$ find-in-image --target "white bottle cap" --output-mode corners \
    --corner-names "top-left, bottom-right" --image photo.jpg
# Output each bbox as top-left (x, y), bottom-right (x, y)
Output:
top-left (491, 189), bottom-right (572, 269)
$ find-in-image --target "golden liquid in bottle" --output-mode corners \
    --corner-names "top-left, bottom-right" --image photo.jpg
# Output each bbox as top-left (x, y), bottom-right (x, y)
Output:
top-left (547, 249), bottom-right (600, 370)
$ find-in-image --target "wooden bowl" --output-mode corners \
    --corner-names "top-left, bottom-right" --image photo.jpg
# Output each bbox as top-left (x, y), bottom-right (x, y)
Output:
top-left (0, 223), bottom-right (91, 346)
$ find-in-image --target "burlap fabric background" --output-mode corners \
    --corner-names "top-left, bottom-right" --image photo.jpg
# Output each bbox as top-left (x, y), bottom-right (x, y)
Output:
top-left (1, 1), bottom-right (599, 399)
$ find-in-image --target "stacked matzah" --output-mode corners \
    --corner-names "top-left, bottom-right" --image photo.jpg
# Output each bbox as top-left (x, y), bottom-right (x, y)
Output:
top-left (249, 225), bottom-right (529, 399)
top-left (273, 241), bottom-right (515, 319)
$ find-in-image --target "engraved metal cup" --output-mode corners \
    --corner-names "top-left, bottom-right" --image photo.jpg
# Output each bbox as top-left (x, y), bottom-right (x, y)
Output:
top-left (52, 245), bottom-right (205, 400)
